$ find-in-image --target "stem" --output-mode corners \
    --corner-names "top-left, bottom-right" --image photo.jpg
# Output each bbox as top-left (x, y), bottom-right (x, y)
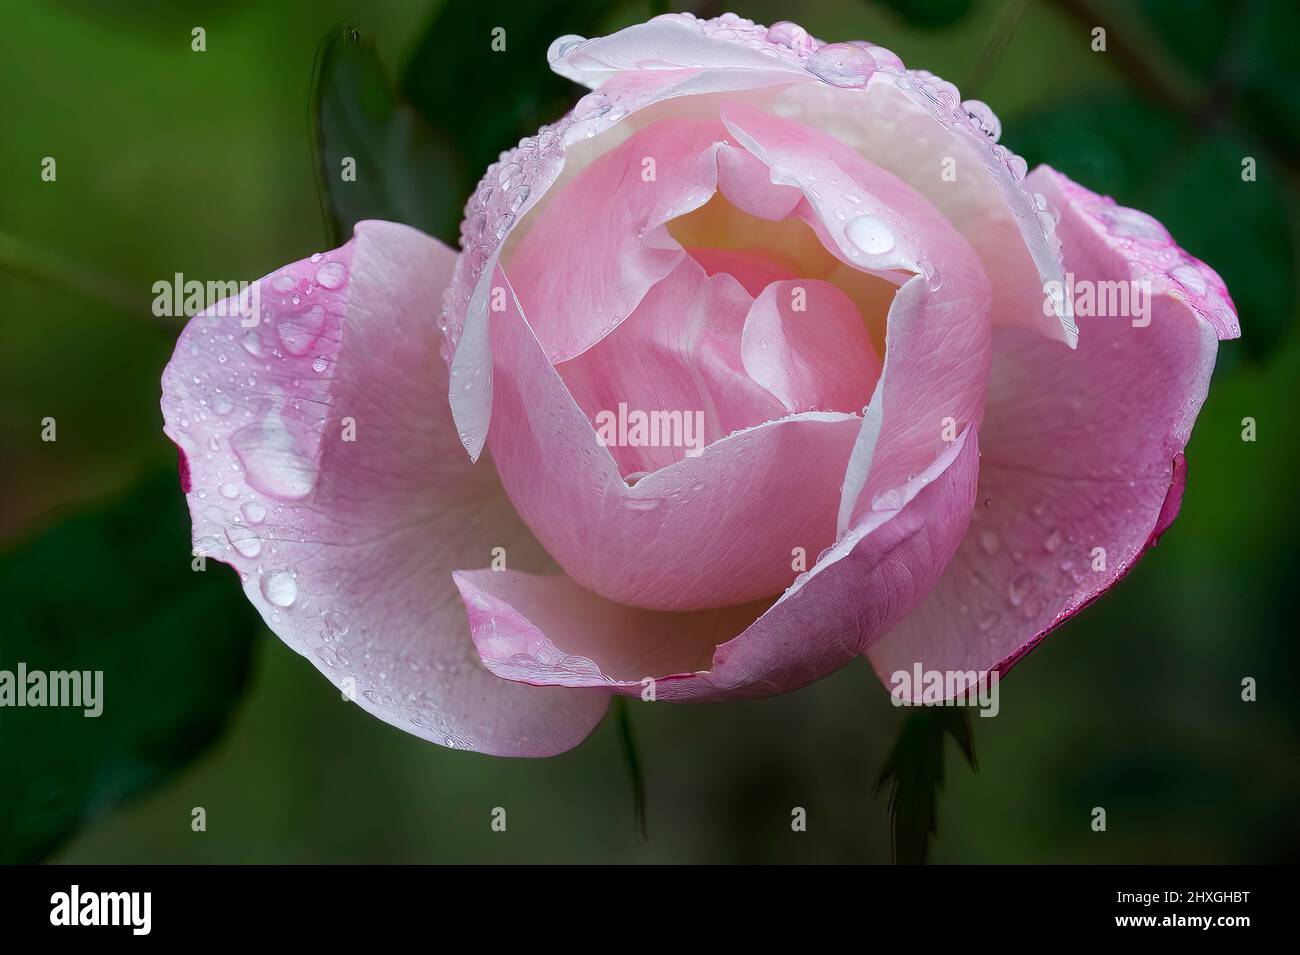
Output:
top-left (613, 696), bottom-right (648, 842)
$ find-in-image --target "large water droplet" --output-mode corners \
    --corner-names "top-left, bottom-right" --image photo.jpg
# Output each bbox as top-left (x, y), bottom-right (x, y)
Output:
top-left (260, 570), bottom-right (298, 608)
top-left (961, 99), bottom-right (1001, 142)
top-left (226, 528), bottom-right (262, 558)
top-left (315, 261), bottom-right (347, 290)
top-left (276, 305), bottom-right (326, 356)
top-left (805, 42), bottom-right (875, 88)
top-left (192, 535), bottom-right (224, 557)
top-left (845, 214), bottom-right (896, 255)
top-left (1170, 263), bottom-right (1207, 294)
top-left (229, 412), bottom-right (317, 500)
top-left (241, 500), bottom-right (267, 525)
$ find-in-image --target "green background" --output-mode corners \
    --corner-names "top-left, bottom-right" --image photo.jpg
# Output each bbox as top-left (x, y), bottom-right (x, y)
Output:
top-left (1, 0), bottom-right (1296, 863)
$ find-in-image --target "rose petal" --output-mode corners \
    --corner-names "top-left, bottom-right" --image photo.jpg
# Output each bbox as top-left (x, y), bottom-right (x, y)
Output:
top-left (687, 245), bottom-right (799, 295)
top-left (717, 102), bottom-right (992, 532)
top-left (486, 262), bottom-right (861, 610)
top-left (458, 426), bottom-right (979, 700)
top-left (555, 257), bottom-right (785, 475)
top-left (506, 116), bottom-right (728, 363)
top-left (867, 166), bottom-right (1239, 692)
top-left (161, 220), bottom-right (608, 756)
top-left (740, 279), bottom-right (882, 413)
top-left (544, 13), bottom-right (1075, 346)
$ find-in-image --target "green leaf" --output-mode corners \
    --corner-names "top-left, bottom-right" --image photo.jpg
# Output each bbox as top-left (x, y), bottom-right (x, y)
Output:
top-left (1133, 0), bottom-right (1300, 155)
top-left (400, 1), bottom-right (615, 188)
top-left (1006, 95), bottom-right (1298, 364)
top-left (312, 26), bottom-right (466, 246)
top-left (875, 707), bottom-right (977, 864)
top-left (0, 470), bottom-right (263, 862)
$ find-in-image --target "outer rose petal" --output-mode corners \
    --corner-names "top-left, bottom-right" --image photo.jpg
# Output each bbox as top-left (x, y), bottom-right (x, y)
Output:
top-left (457, 426), bottom-right (979, 702)
top-left (161, 220), bottom-right (608, 756)
top-left (544, 13), bottom-right (1076, 342)
top-left (868, 167), bottom-right (1239, 693)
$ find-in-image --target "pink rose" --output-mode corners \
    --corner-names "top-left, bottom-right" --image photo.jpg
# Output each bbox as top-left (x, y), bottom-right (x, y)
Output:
top-left (162, 13), bottom-right (1238, 755)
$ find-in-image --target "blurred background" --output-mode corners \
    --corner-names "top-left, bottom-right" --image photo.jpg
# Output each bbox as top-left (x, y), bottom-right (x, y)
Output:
top-left (1, 0), bottom-right (1297, 864)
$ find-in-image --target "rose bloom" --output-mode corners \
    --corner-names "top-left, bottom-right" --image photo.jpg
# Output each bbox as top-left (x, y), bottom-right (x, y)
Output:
top-left (162, 14), bottom-right (1238, 755)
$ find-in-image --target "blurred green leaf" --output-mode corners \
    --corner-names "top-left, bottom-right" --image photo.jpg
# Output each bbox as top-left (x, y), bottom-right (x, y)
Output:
top-left (400, 1), bottom-right (614, 190)
top-left (876, 707), bottom-right (977, 864)
top-left (1006, 95), bottom-right (1298, 363)
top-left (312, 26), bottom-right (465, 246)
top-left (0, 470), bottom-right (263, 862)
top-left (868, 0), bottom-right (975, 30)
top-left (1134, 0), bottom-right (1300, 155)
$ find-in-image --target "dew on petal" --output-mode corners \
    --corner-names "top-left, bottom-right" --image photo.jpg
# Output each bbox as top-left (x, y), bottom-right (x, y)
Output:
top-left (845, 214), bottom-right (896, 255)
top-left (229, 413), bottom-right (317, 500)
top-left (260, 570), bottom-right (298, 608)
top-left (315, 262), bottom-right (347, 290)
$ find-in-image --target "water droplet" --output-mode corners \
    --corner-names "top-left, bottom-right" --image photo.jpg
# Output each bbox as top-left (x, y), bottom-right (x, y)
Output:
top-left (1044, 528), bottom-right (1062, 553)
top-left (312, 356), bottom-right (328, 374)
top-left (1170, 263), bottom-right (1207, 294)
top-left (260, 570), bottom-right (298, 608)
top-left (805, 42), bottom-right (875, 88)
top-left (213, 394), bottom-right (234, 415)
top-left (241, 500), bottom-right (267, 525)
top-left (275, 305), bottom-right (325, 356)
top-left (979, 529), bottom-right (1001, 555)
top-left (240, 331), bottom-right (263, 358)
top-left (845, 214), bottom-right (895, 255)
top-left (226, 529), bottom-right (262, 558)
top-left (1105, 206), bottom-right (1163, 241)
top-left (229, 412), bottom-right (317, 500)
top-left (961, 98), bottom-right (1001, 141)
top-left (219, 482), bottom-right (239, 499)
top-left (192, 535), bottom-right (223, 557)
top-left (322, 610), bottom-right (349, 639)
top-left (1008, 572), bottom-right (1038, 607)
top-left (315, 261), bottom-right (347, 290)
